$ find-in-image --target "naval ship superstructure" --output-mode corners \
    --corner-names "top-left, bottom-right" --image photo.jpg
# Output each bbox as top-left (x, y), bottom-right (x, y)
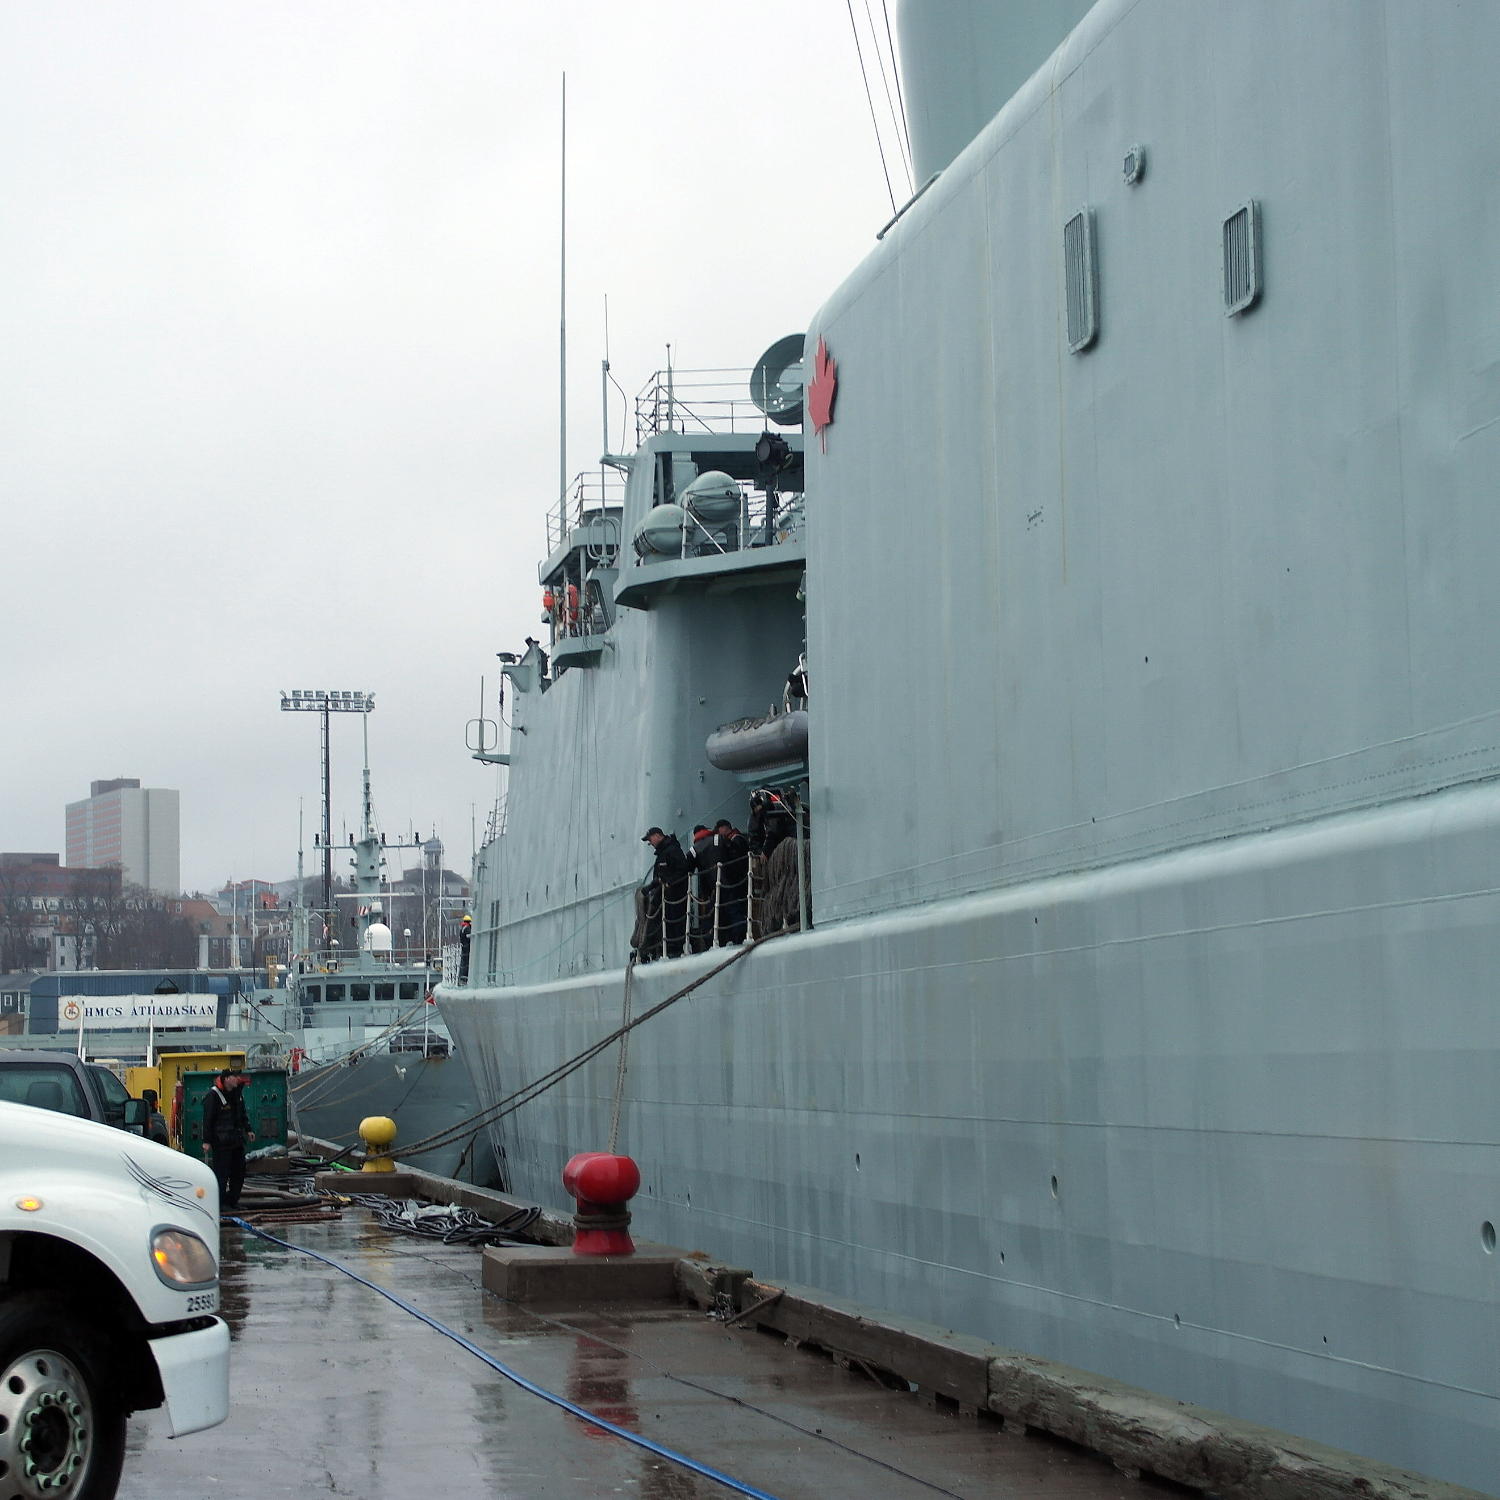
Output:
top-left (440, 2), bottom-right (1500, 1487)
top-left (279, 736), bottom-right (496, 1180)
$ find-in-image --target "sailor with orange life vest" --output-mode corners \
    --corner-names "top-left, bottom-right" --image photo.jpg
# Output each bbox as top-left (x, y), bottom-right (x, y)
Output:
top-left (541, 582), bottom-right (581, 634)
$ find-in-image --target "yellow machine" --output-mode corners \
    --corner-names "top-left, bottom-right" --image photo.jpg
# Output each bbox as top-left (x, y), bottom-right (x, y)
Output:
top-left (124, 1063), bottom-right (161, 1100)
top-left (127, 1050), bottom-right (247, 1148)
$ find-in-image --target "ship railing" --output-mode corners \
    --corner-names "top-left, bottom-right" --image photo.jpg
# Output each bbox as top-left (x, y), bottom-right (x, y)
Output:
top-left (293, 949), bottom-right (438, 979)
top-left (544, 472), bottom-right (626, 559)
top-left (441, 940), bottom-right (463, 985)
top-left (633, 866), bottom-right (762, 961)
top-left (641, 487), bottom-right (805, 567)
top-left (634, 367), bottom-right (774, 443)
top-left (635, 802), bottom-right (811, 964)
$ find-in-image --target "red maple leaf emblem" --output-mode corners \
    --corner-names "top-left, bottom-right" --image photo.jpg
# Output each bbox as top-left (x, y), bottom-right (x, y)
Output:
top-left (807, 334), bottom-right (837, 452)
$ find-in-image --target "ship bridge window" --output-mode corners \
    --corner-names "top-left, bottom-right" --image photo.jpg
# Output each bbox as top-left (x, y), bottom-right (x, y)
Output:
top-left (324, 983), bottom-right (345, 1003)
top-left (350, 983), bottom-right (370, 1003)
top-left (375, 983), bottom-right (394, 1002)
top-left (1063, 208), bottom-right (1099, 352)
top-left (304, 984), bottom-right (322, 1004)
top-left (399, 982), bottom-right (420, 1001)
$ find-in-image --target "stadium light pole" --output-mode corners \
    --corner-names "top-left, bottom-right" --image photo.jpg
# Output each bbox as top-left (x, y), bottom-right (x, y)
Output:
top-left (279, 690), bottom-right (375, 929)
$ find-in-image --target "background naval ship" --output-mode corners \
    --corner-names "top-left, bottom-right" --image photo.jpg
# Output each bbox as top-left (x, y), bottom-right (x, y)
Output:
top-left (438, 2), bottom-right (1500, 1488)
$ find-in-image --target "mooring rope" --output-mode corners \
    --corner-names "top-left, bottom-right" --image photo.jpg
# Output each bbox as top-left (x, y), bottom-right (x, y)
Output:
top-left (607, 953), bottom-right (636, 1155)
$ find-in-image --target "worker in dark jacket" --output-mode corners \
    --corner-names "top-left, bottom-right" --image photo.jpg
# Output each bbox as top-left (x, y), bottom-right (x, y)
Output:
top-left (642, 826), bottom-right (691, 958)
top-left (748, 788), bottom-right (797, 859)
top-left (202, 1070), bottom-right (253, 1212)
top-left (713, 818), bottom-right (750, 944)
top-left (690, 824), bottom-right (717, 951)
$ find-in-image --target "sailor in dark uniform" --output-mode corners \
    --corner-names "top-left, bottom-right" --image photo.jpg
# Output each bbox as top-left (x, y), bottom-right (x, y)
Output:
top-left (712, 818), bottom-right (750, 944)
top-left (642, 826), bottom-right (691, 958)
top-left (690, 824), bottom-right (716, 950)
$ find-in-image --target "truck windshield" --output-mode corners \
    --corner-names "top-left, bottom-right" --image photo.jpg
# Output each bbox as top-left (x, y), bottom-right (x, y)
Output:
top-left (0, 1063), bottom-right (90, 1117)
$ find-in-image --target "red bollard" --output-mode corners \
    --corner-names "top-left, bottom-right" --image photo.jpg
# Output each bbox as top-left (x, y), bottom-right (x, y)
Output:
top-left (562, 1152), bottom-right (641, 1256)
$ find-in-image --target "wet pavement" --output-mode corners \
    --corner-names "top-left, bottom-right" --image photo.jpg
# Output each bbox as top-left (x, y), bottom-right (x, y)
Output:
top-left (120, 1208), bottom-right (1187, 1499)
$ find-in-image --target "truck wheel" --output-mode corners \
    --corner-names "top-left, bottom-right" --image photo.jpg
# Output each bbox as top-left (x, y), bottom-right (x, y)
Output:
top-left (0, 1293), bottom-right (126, 1500)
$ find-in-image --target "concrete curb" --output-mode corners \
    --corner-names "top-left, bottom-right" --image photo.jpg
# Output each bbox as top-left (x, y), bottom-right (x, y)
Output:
top-left (679, 1274), bottom-right (1487, 1500)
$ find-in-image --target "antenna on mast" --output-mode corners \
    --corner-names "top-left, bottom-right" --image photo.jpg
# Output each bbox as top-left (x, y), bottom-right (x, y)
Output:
top-left (601, 292), bottom-right (610, 458)
top-left (360, 710), bottom-right (374, 843)
top-left (559, 71), bottom-right (568, 508)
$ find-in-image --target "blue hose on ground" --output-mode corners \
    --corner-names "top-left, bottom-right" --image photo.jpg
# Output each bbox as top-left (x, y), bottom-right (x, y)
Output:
top-left (229, 1219), bottom-right (786, 1500)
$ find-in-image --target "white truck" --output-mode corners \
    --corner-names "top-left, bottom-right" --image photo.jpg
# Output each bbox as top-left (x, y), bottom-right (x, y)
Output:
top-left (0, 1099), bottom-right (230, 1499)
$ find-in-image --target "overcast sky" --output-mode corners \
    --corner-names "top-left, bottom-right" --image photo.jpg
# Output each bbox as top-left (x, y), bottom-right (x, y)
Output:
top-left (0, 1), bottom-right (899, 894)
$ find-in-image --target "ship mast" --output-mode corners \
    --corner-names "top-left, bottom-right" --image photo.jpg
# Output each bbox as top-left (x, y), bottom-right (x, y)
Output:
top-left (350, 710), bottom-right (383, 902)
top-left (278, 687), bottom-right (375, 946)
top-left (559, 71), bottom-right (568, 510)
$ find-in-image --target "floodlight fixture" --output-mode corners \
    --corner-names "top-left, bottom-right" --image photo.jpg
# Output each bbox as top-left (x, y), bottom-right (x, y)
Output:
top-left (279, 689), bottom-right (375, 713)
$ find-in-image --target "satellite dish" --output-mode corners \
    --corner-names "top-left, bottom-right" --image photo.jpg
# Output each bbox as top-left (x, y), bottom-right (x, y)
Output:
top-left (749, 334), bottom-right (806, 427)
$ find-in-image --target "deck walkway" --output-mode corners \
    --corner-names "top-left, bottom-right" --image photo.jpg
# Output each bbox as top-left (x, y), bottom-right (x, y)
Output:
top-left (119, 1207), bottom-right (1180, 1499)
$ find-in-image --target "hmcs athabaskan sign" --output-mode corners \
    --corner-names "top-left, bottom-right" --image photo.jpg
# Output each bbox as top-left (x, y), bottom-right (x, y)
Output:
top-left (59, 995), bottom-right (217, 1031)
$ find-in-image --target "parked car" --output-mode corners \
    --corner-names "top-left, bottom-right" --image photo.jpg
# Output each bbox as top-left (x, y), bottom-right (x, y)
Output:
top-left (0, 1100), bottom-right (230, 1498)
top-left (0, 1050), bottom-right (139, 1130)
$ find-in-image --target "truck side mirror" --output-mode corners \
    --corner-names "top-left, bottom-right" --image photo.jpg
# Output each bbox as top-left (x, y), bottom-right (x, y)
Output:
top-left (123, 1099), bottom-right (148, 1130)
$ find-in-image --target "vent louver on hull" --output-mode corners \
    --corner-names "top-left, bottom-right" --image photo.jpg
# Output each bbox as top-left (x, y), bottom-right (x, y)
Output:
top-left (1063, 208), bottom-right (1099, 353)
top-left (1222, 200), bottom-right (1263, 314)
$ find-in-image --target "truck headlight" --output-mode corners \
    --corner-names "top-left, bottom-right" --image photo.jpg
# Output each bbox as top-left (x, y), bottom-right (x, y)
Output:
top-left (150, 1228), bottom-right (217, 1288)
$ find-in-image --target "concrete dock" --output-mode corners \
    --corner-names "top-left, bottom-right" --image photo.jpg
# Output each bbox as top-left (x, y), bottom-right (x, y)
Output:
top-left (117, 1207), bottom-right (1182, 1500)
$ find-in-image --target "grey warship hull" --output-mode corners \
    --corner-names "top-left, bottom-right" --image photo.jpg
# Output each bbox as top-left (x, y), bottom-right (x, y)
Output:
top-left (446, 779), bottom-right (1500, 1484)
top-left (441, 2), bottom-right (1500, 1488)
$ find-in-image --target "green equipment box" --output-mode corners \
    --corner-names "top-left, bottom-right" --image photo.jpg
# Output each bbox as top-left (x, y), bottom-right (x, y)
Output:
top-left (179, 1068), bottom-right (288, 1157)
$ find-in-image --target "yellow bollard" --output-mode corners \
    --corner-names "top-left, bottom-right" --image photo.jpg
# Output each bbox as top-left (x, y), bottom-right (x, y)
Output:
top-left (359, 1115), bottom-right (398, 1172)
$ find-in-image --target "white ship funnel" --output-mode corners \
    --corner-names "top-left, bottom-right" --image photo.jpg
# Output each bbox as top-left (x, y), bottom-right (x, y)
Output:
top-left (898, 0), bottom-right (1094, 179)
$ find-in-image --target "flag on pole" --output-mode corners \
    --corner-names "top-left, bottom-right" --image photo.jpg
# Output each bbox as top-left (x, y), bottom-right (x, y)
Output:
top-left (63, 997), bottom-right (86, 1059)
